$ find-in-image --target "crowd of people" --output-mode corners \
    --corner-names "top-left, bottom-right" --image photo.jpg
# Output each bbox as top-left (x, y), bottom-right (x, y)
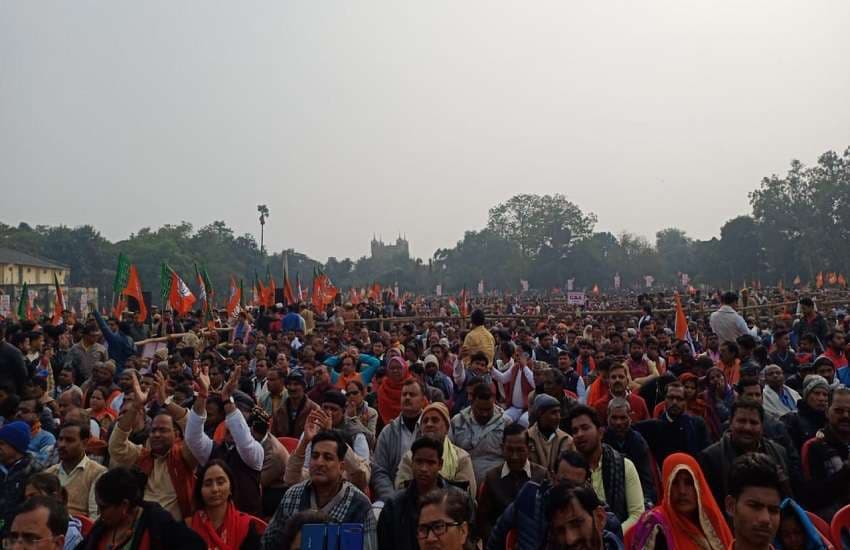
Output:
top-left (0, 286), bottom-right (848, 549)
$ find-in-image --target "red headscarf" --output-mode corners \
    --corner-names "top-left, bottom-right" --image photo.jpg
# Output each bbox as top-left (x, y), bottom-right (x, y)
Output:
top-left (377, 356), bottom-right (410, 423)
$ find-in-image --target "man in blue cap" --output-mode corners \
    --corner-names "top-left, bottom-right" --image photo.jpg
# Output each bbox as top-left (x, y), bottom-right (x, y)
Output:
top-left (0, 420), bottom-right (34, 533)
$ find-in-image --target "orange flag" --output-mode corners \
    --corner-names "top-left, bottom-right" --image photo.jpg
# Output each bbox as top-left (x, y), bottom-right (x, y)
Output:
top-left (226, 276), bottom-right (241, 316)
top-left (168, 270), bottom-right (196, 315)
top-left (816, 272), bottom-right (824, 289)
top-left (592, 284), bottom-right (600, 295)
top-left (51, 273), bottom-right (66, 326)
top-left (368, 282), bottom-right (382, 301)
top-left (829, 272), bottom-right (838, 286)
top-left (123, 265), bottom-right (147, 321)
top-left (839, 274), bottom-right (847, 288)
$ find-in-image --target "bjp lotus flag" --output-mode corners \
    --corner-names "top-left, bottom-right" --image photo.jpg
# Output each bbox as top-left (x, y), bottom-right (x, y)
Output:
top-left (225, 276), bottom-right (241, 317)
top-left (793, 275), bottom-right (801, 286)
top-left (816, 272), bottom-right (824, 289)
top-left (829, 272), bottom-right (838, 286)
top-left (839, 274), bottom-right (847, 288)
top-left (592, 284), bottom-right (600, 295)
top-left (161, 264), bottom-right (196, 315)
top-left (282, 266), bottom-right (295, 305)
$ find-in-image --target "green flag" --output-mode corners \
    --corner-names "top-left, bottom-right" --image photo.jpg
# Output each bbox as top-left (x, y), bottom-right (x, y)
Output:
top-left (160, 263), bottom-right (173, 306)
top-left (17, 282), bottom-right (29, 319)
top-left (113, 253), bottom-right (130, 294)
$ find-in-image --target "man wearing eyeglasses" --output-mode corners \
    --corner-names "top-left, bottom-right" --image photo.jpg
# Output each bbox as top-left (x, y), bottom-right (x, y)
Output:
top-left (4, 496), bottom-right (67, 550)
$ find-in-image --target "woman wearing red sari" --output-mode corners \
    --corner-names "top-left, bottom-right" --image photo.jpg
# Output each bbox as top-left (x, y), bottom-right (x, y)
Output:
top-left (377, 355), bottom-right (411, 424)
top-left (626, 453), bottom-right (733, 550)
top-left (188, 460), bottom-right (261, 550)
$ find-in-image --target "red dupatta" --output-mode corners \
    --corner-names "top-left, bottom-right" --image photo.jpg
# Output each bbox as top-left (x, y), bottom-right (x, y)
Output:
top-left (190, 502), bottom-right (252, 550)
top-left (377, 357), bottom-right (410, 424)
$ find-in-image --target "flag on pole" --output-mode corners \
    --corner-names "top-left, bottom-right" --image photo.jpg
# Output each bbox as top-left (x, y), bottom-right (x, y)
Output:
top-left (816, 272), bottom-right (824, 289)
top-left (52, 273), bottom-right (66, 325)
top-left (368, 282), bottom-right (381, 301)
top-left (266, 267), bottom-right (277, 306)
top-left (194, 264), bottom-right (208, 310)
top-left (839, 274), bottom-right (847, 288)
top-left (226, 276), bottom-right (241, 317)
top-left (161, 264), bottom-right (196, 315)
top-left (282, 266), bottom-right (295, 305)
top-left (674, 292), bottom-right (695, 354)
top-left (295, 273), bottom-right (304, 302)
top-left (123, 265), bottom-right (147, 321)
top-left (477, 280), bottom-right (484, 295)
top-left (793, 275), bottom-right (801, 286)
top-left (828, 272), bottom-right (838, 286)
top-left (436, 284), bottom-right (442, 296)
top-left (520, 280), bottom-right (529, 292)
top-left (459, 287), bottom-right (469, 317)
top-left (17, 282), bottom-right (32, 320)
top-left (592, 284), bottom-right (600, 295)
top-left (613, 273), bottom-right (621, 290)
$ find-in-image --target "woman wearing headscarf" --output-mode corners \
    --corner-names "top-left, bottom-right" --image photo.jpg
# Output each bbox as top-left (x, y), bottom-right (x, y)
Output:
top-left (625, 453), bottom-right (733, 550)
top-left (377, 355), bottom-right (411, 424)
top-left (775, 498), bottom-right (833, 550)
top-left (702, 367), bottom-right (734, 441)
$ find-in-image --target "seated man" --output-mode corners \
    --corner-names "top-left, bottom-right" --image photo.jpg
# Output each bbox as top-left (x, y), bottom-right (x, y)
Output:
top-left (592, 363), bottom-right (649, 426)
top-left (542, 483), bottom-right (623, 550)
top-left (803, 386), bottom-right (850, 519)
top-left (262, 430), bottom-right (376, 550)
top-left (7, 496), bottom-right (68, 550)
top-left (450, 383), bottom-right (511, 485)
top-left (476, 423), bottom-right (548, 543)
top-left (378, 437), bottom-right (472, 550)
top-left (633, 381), bottom-right (710, 466)
top-left (395, 402), bottom-right (476, 498)
top-left (725, 453), bottom-right (783, 550)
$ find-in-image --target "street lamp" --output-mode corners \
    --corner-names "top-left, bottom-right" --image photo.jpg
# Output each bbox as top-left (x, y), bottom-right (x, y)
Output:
top-left (257, 204), bottom-right (270, 255)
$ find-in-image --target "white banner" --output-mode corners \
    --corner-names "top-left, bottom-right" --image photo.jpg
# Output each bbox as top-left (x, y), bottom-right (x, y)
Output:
top-left (566, 278), bottom-right (575, 291)
top-left (0, 295), bottom-right (10, 317)
top-left (644, 275), bottom-right (655, 288)
top-left (567, 291), bottom-right (586, 305)
top-left (435, 284), bottom-right (442, 297)
top-left (520, 279), bottom-right (529, 292)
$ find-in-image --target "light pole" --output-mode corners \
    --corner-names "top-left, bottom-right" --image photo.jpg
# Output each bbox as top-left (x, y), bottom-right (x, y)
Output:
top-left (257, 204), bottom-right (269, 255)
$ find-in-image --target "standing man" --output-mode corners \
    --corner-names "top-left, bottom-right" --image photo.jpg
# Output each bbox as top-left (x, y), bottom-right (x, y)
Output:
top-left (463, 309), bottom-right (496, 367)
top-left (710, 291), bottom-right (750, 345)
top-left (793, 297), bottom-right (828, 353)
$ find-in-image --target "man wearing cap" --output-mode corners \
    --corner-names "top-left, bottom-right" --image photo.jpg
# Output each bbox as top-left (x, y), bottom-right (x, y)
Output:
top-left (0, 421), bottom-right (35, 533)
top-left (782, 374), bottom-right (829, 451)
top-left (394, 401), bottom-right (476, 498)
top-left (271, 371), bottom-right (319, 439)
top-left (527, 394), bottom-right (573, 475)
top-left (423, 354), bottom-right (454, 404)
top-left (762, 364), bottom-right (801, 420)
top-left (802, 386), bottom-right (850, 518)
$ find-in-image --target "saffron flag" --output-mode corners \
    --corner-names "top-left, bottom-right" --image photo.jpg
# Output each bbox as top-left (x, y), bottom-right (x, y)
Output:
top-left (161, 264), bottom-right (196, 315)
top-left (839, 274), bottom-right (847, 288)
top-left (592, 284), bottom-right (600, 295)
top-left (123, 265), bottom-right (147, 321)
top-left (816, 272), bottom-right (824, 289)
top-left (674, 292), bottom-right (695, 354)
top-left (828, 272), bottom-right (838, 286)
top-left (459, 287), bottom-right (469, 317)
top-left (368, 282), bottom-right (381, 301)
top-left (793, 275), bottom-right (801, 286)
top-left (295, 273), bottom-right (304, 302)
top-left (52, 273), bottom-right (66, 325)
top-left (282, 266), bottom-right (295, 305)
top-left (266, 267), bottom-right (277, 306)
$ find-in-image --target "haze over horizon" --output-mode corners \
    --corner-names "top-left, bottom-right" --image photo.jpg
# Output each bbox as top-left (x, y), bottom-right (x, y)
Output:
top-left (2, 2), bottom-right (849, 262)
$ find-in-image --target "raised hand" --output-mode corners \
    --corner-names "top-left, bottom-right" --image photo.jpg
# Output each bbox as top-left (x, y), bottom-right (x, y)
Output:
top-left (221, 365), bottom-right (241, 401)
top-left (153, 371), bottom-right (168, 404)
top-left (196, 365), bottom-right (211, 397)
top-left (131, 371), bottom-right (149, 406)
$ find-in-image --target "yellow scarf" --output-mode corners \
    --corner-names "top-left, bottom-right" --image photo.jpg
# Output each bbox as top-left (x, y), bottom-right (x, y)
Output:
top-left (440, 437), bottom-right (459, 479)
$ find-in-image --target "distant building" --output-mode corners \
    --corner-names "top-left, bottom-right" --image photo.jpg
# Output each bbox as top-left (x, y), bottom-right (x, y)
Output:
top-left (370, 235), bottom-right (409, 262)
top-left (0, 247), bottom-right (69, 286)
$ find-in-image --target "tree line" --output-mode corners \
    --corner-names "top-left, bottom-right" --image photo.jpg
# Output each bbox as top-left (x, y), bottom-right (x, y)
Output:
top-left (1, 146), bottom-right (848, 301)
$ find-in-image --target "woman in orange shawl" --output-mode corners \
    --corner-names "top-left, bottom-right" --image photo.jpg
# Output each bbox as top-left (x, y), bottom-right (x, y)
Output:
top-left (377, 355), bottom-right (410, 424)
top-left (188, 459), bottom-right (260, 550)
top-left (625, 452), bottom-right (733, 550)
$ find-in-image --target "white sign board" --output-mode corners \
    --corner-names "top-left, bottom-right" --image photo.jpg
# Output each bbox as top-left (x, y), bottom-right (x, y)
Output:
top-left (567, 291), bottom-right (586, 305)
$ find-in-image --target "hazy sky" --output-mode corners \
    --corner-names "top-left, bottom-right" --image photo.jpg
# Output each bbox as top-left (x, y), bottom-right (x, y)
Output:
top-left (3, 2), bottom-right (849, 262)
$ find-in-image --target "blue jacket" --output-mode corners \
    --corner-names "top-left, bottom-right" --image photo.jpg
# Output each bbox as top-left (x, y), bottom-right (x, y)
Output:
top-left (93, 310), bottom-right (136, 371)
top-left (323, 353), bottom-right (382, 386)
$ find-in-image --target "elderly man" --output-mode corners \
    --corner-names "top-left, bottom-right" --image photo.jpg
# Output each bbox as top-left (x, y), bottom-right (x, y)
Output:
top-left (527, 394), bottom-right (573, 475)
top-left (762, 364), bottom-right (801, 420)
top-left (782, 374), bottom-right (829, 451)
top-left (804, 386), bottom-right (850, 519)
top-left (602, 398), bottom-right (656, 507)
top-left (395, 402), bottom-right (476, 496)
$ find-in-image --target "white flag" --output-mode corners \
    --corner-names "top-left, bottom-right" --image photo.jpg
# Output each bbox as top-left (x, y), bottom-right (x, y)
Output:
top-left (644, 275), bottom-right (655, 288)
top-left (477, 280), bottom-right (484, 294)
top-left (520, 279), bottom-right (529, 292)
top-left (567, 278), bottom-right (575, 291)
top-left (436, 284), bottom-right (442, 297)
top-left (614, 273), bottom-right (621, 289)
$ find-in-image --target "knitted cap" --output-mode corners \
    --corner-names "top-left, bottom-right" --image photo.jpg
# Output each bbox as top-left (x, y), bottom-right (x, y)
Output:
top-left (0, 421), bottom-right (31, 455)
top-left (533, 393), bottom-right (561, 415)
top-left (422, 402), bottom-right (451, 427)
top-left (423, 354), bottom-right (439, 367)
top-left (802, 374), bottom-right (830, 401)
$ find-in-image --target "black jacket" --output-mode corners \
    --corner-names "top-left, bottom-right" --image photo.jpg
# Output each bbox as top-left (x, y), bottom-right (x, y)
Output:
top-left (377, 478), bottom-right (471, 550)
top-left (78, 501), bottom-right (205, 550)
top-left (0, 341), bottom-right (27, 396)
top-left (782, 400), bottom-right (826, 452)
top-left (634, 412), bottom-right (711, 467)
top-left (0, 455), bottom-right (34, 534)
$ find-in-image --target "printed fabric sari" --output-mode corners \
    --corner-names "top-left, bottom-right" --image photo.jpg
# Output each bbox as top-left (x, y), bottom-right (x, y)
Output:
top-left (626, 453), bottom-right (733, 550)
